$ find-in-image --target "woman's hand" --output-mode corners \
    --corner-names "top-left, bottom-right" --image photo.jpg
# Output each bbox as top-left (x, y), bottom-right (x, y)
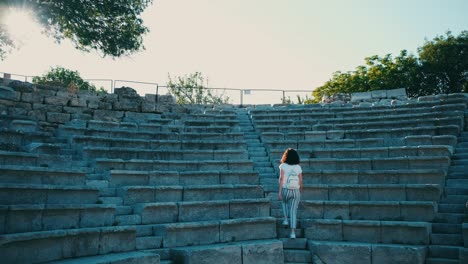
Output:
top-left (278, 193), bottom-right (282, 200)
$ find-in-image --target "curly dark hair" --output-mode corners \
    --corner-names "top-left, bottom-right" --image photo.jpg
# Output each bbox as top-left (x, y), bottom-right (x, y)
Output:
top-left (280, 148), bottom-right (300, 165)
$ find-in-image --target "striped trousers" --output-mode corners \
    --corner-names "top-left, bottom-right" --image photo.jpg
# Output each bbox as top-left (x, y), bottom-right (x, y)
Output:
top-left (281, 187), bottom-right (301, 229)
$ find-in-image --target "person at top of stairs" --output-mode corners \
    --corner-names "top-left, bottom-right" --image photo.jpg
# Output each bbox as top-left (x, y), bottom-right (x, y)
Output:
top-left (278, 148), bottom-right (303, 239)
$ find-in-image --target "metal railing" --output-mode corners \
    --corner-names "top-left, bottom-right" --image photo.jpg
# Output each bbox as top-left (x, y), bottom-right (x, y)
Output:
top-left (1, 71), bottom-right (312, 105)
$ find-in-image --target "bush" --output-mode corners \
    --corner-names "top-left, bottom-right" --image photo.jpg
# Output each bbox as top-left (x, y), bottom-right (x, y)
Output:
top-left (32, 67), bottom-right (106, 93)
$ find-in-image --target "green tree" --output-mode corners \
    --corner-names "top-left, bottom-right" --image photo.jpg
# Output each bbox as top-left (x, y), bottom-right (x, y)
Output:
top-left (167, 72), bottom-right (230, 105)
top-left (1, 0), bottom-right (153, 59)
top-left (311, 31), bottom-right (467, 102)
top-left (418, 30), bottom-right (468, 94)
top-left (33, 66), bottom-right (106, 93)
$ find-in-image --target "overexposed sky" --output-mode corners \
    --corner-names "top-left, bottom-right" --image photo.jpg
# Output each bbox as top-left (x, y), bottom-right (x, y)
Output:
top-left (1, 0), bottom-right (468, 104)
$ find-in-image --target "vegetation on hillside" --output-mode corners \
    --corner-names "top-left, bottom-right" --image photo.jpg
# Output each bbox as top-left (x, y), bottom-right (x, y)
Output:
top-left (312, 31), bottom-right (468, 102)
top-left (167, 72), bottom-right (230, 105)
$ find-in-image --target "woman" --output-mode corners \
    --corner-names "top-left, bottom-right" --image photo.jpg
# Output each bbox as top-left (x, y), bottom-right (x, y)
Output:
top-left (278, 148), bottom-right (303, 239)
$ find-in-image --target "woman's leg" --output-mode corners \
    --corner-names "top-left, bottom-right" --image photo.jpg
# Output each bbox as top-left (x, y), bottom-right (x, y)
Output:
top-left (289, 189), bottom-right (301, 229)
top-left (281, 188), bottom-right (290, 220)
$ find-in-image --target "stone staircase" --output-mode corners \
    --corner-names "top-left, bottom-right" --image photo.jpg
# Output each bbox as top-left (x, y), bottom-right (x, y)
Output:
top-left (426, 131), bottom-right (468, 264)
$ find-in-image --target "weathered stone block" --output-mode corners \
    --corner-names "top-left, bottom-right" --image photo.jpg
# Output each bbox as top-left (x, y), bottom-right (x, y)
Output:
top-left (179, 201), bottom-right (229, 222)
top-left (386, 88), bottom-right (407, 99)
top-left (329, 185), bottom-right (368, 201)
top-left (304, 131), bottom-right (326, 141)
top-left (380, 221), bottom-right (430, 245)
top-left (46, 112), bottom-right (70, 124)
top-left (44, 91), bottom-right (71, 106)
top-left (308, 241), bottom-right (372, 264)
top-left (172, 243), bottom-right (242, 264)
top-left (6, 205), bottom-right (43, 233)
top-left (93, 109), bottom-right (124, 121)
top-left (351, 92), bottom-right (372, 102)
top-left (156, 221), bottom-right (220, 247)
top-left (352, 201), bottom-right (401, 221)
top-left (98, 227), bottom-right (136, 254)
top-left (300, 201), bottom-right (324, 219)
top-left (0, 86), bottom-right (17, 100)
top-left (371, 90), bottom-right (387, 99)
top-left (343, 220), bottom-right (380, 243)
top-left (372, 244), bottom-right (426, 264)
top-left (304, 219), bottom-right (342, 241)
top-left (229, 199), bottom-right (270, 218)
top-left (220, 218), bottom-right (276, 243)
top-left (135, 202), bottom-right (178, 224)
top-left (368, 185), bottom-right (406, 201)
top-left (463, 223), bottom-right (468, 247)
top-left (242, 240), bottom-right (284, 264)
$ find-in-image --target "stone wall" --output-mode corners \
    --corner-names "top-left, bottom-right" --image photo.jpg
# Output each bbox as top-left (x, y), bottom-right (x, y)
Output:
top-left (0, 79), bottom-right (184, 131)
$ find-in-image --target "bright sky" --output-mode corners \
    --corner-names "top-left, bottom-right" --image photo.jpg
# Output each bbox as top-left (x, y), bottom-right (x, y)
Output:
top-left (1, 0), bottom-right (468, 104)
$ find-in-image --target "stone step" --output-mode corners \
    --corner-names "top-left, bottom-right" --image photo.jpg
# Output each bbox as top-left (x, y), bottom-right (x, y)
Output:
top-left (108, 170), bottom-right (259, 187)
top-left (271, 200), bottom-right (436, 222)
top-left (46, 251), bottom-right (160, 264)
top-left (117, 185), bottom-right (264, 205)
top-left (0, 165), bottom-right (87, 185)
top-left (115, 214), bottom-right (141, 225)
top-left (134, 199), bottom-right (270, 224)
top-left (283, 249), bottom-right (312, 263)
top-left (1, 204), bottom-right (116, 234)
top-left (452, 153), bottom-right (468, 160)
top-left (95, 158), bottom-right (255, 173)
top-left (451, 159), bottom-right (468, 166)
top-left (438, 203), bottom-right (465, 214)
top-left (0, 183), bottom-right (99, 205)
top-left (136, 235), bottom-right (163, 250)
top-left (446, 179), bottom-right (468, 186)
top-left (454, 147), bottom-right (468, 154)
top-left (447, 171), bottom-right (468, 179)
top-left (307, 240), bottom-right (427, 264)
top-left (72, 135), bottom-right (247, 150)
top-left (444, 187), bottom-right (468, 196)
top-left (86, 179), bottom-right (109, 189)
top-left (153, 217), bottom-right (277, 248)
top-left (432, 223), bottom-right (462, 234)
top-left (434, 213), bottom-right (465, 224)
top-left (0, 226), bottom-right (136, 264)
top-left (84, 147), bottom-right (249, 161)
top-left (425, 258), bottom-right (459, 264)
top-left (302, 169), bottom-right (447, 186)
top-left (170, 239), bottom-right (283, 264)
top-left (98, 196), bottom-right (123, 205)
top-left (115, 205), bottom-right (133, 215)
top-left (303, 219), bottom-right (431, 245)
top-left (441, 195), bottom-right (468, 204)
top-left (430, 234), bottom-right (463, 246)
top-left (428, 245), bottom-right (461, 259)
top-left (300, 183), bottom-right (442, 202)
top-left (255, 167), bottom-right (275, 173)
top-left (280, 238), bottom-right (308, 249)
top-left (270, 145), bottom-right (453, 160)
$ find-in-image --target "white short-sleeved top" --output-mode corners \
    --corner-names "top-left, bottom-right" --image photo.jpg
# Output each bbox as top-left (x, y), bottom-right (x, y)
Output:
top-left (278, 163), bottom-right (302, 185)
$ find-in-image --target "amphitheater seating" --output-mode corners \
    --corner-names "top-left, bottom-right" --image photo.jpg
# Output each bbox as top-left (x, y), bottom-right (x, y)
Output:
top-left (1, 81), bottom-right (467, 263)
top-left (248, 94), bottom-right (467, 263)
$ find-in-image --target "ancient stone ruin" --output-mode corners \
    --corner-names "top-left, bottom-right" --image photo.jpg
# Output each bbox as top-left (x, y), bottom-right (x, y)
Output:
top-left (0, 79), bottom-right (467, 263)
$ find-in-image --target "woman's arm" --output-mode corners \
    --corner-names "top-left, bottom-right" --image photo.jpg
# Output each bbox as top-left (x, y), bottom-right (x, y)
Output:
top-left (278, 168), bottom-right (284, 200)
top-left (299, 172), bottom-right (303, 193)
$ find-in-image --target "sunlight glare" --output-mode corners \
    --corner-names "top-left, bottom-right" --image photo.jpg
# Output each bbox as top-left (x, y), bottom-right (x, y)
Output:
top-left (2, 8), bottom-right (39, 41)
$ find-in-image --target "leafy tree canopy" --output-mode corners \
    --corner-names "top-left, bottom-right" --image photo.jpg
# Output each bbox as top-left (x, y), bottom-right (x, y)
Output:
top-left (167, 72), bottom-right (231, 105)
top-left (33, 66), bottom-right (106, 93)
top-left (1, 0), bottom-right (153, 59)
top-left (312, 31), bottom-right (467, 102)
